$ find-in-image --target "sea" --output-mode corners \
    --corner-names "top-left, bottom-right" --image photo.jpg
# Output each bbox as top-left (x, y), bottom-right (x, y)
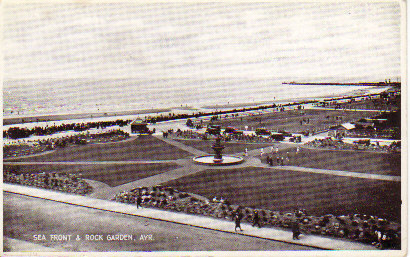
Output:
top-left (3, 78), bottom-right (388, 119)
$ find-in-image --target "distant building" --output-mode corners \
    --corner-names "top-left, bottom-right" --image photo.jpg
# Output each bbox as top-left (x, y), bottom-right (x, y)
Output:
top-left (340, 123), bottom-right (356, 130)
top-left (130, 119), bottom-right (149, 134)
top-left (328, 122), bottom-right (356, 138)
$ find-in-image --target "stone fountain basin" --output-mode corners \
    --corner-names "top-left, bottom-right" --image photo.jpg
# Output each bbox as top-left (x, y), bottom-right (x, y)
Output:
top-left (193, 155), bottom-right (244, 166)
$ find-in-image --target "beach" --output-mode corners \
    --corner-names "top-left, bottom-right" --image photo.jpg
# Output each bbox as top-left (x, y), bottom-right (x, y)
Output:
top-left (3, 84), bottom-right (391, 127)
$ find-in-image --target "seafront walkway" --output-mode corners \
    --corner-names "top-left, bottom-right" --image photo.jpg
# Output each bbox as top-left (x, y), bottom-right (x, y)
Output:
top-left (4, 183), bottom-right (376, 250)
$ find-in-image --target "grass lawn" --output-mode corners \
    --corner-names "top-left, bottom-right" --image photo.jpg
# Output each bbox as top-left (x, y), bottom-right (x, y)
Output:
top-left (264, 147), bottom-right (400, 176)
top-left (4, 163), bottom-right (180, 187)
top-left (162, 167), bottom-right (400, 222)
top-left (212, 109), bottom-right (375, 133)
top-left (175, 139), bottom-right (274, 154)
top-left (9, 136), bottom-right (191, 162)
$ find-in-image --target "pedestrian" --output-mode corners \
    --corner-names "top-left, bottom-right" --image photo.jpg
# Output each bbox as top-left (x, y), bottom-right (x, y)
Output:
top-left (136, 195), bottom-right (142, 209)
top-left (234, 211), bottom-right (243, 232)
top-left (252, 210), bottom-right (262, 228)
top-left (260, 148), bottom-right (264, 156)
top-left (296, 146), bottom-right (300, 154)
top-left (275, 146), bottom-right (279, 153)
top-left (245, 148), bottom-right (248, 156)
top-left (266, 156), bottom-right (272, 166)
top-left (280, 157), bottom-right (284, 166)
top-left (292, 219), bottom-right (301, 240)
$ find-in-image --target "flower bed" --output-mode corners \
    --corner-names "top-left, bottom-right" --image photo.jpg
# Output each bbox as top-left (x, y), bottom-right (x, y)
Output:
top-left (112, 186), bottom-right (401, 249)
top-left (4, 170), bottom-right (92, 195)
top-left (3, 130), bottom-right (130, 158)
top-left (306, 138), bottom-right (400, 153)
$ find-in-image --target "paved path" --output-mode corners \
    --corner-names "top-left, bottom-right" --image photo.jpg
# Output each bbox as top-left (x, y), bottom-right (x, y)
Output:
top-left (309, 107), bottom-right (388, 112)
top-left (4, 183), bottom-right (377, 251)
top-left (4, 160), bottom-right (177, 165)
top-left (90, 160), bottom-right (208, 200)
top-left (271, 166), bottom-right (401, 182)
top-left (245, 157), bottom-right (400, 182)
top-left (83, 179), bottom-right (111, 192)
top-left (247, 143), bottom-right (296, 157)
top-left (4, 237), bottom-right (61, 252)
top-left (4, 150), bottom-right (57, 161)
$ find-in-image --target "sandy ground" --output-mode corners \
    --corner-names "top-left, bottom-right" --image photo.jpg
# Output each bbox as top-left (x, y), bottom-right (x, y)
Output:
top-left (3, 192), bottom-right (313, 252)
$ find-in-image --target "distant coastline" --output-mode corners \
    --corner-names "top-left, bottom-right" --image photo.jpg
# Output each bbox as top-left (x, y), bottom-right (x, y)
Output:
top-left (283, 81), bottom-right (401, 87)
top-left (3, 85), bottom-right (392, 127)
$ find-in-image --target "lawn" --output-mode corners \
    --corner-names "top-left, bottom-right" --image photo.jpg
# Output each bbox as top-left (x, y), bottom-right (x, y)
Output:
top-left (162, 167), bottom-right (401, 222)
top-left (175, 139), bottom-right (274, 155)
top-left (8, 136), bottom-right (191, 162)
top-left (263, 147), bottom-right (401, 176)
top-left (212, 109), bottom-right (374, 133)
top-left (4, 163), bottom-right (180, 187)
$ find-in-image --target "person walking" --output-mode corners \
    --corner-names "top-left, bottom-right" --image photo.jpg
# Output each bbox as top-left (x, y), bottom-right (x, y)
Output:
top-left (136, 195), bottom-right (142, 209)
top-left (292, 219), bottom-right (301, 240)
top-left (260, 148), bottom-right (264, 157)
top-left (234, 211), bottom-right (243, 232)
top-left (252, 210), bottom-right (262, 228)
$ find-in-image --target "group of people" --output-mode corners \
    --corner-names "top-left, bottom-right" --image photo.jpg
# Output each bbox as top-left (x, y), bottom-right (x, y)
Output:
top-left (3, 129), bottom-right (130, 158)
top-left (266, 155), bottom-right (289, 166)
top-left (3, 119), bottom-right (131, 139)
top-left (262, 147), bottom-right (298, 166)
top-left (4, 170), bottom-right (92, 195)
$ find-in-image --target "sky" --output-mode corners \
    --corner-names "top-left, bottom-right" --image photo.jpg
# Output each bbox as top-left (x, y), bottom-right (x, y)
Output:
top-left (3, 1), bottom-right (402, 82)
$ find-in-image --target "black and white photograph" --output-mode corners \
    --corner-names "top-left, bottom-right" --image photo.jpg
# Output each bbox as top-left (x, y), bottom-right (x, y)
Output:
top-left (2, 0), bottom-right (405, 256)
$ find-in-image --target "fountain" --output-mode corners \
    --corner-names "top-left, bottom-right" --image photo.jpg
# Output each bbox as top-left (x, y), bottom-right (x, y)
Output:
top-left (193, 136), bottom-right (244, 166)
top-left (211, 137), bottom-right (225, 163)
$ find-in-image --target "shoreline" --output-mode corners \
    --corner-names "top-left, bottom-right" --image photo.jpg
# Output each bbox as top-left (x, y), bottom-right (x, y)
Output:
top-left (202, 86), bottom-right (390, 110)
top-left (3, 108), bottom-right (174, 126)
top-left (3, 86), bottom-right (392, 126)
